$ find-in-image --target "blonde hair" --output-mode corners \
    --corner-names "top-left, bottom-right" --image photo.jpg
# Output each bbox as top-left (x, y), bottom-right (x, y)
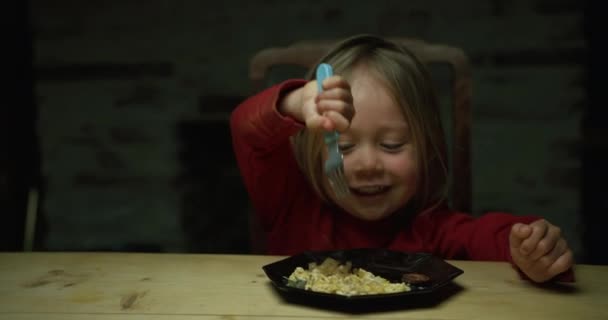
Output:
top-left (292, 34), bottom-right (449, 212)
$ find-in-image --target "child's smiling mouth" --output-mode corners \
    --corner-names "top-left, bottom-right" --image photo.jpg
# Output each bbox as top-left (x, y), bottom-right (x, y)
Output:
top-left (351, 185), bottom-right (390, 196)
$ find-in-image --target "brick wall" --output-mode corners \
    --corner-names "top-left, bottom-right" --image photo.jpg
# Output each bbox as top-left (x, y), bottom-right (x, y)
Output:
top-left (28, 0), bottom-right (586, 258)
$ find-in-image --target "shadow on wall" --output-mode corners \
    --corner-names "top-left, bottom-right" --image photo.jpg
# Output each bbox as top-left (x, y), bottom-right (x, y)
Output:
top-left (175, 96), bottom-right (251, 253)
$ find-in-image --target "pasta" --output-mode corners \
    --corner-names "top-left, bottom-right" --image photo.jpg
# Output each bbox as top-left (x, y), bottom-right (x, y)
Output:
top-left (287, 257), bottom-right (410, 296)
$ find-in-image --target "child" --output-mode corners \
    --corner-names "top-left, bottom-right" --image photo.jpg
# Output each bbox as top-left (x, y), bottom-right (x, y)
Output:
top-left (230, 34), bottom-right (574, 283)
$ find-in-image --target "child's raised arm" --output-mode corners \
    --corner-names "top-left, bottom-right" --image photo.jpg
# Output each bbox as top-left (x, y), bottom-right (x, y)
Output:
top-left (230, 80), bottom-right (308, 227)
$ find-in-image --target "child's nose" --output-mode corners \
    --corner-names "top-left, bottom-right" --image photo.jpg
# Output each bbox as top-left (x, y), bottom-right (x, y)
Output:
top-left (352, 147), bottom-right (383, 173)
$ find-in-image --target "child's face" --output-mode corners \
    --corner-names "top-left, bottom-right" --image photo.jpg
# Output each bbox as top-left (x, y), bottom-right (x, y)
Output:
top-left (327, 65), bottom-right (417, 221)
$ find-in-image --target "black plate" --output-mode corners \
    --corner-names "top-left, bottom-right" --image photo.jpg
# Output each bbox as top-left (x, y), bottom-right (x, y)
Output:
top-left (262, 248), bottom-right (463, 303)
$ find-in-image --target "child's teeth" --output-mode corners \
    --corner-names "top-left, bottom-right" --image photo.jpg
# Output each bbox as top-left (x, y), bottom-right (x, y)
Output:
top-left (357, 186), bottom-right (384, 193)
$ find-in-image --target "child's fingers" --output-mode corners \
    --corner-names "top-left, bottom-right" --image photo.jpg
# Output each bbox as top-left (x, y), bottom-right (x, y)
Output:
top-left (528, 225), bottom-right (561, 261)
top-left (316, 98), bottom-right (352, 114)
top-left (509, 223), bottom-right (530, 250)
top-left (303, 101), bottom-right (352, 132)
top-left (535, 238), bottom-right (564, 268)
top-left (320, 117), bottom-right (335, 131)
top-left (316, 87), bottom-right (353, 105)
top-left (520, 220), bottom-right (548, 256)
top-left (317, 99), bottom-right (353, 117)
top-left (304, 115), bottom-right (328, 131)
top-left (320, 75), bottom-right (351, 91)
top-left (547, 248), bottom-right (574, 278)
top-left (548, 238), bottom-right (568, 262)
top-left (322, 111), bottom-right (350, 132)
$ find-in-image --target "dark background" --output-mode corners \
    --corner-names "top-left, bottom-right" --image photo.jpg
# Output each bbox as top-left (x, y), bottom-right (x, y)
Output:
top-left (2, 0), bottom-right (606, 265)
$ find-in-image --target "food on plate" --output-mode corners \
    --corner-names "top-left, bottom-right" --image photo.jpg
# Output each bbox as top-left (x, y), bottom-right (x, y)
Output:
top-left (401, 272), bottom-right (431, 285)
top-left (286, 257), bottom-right (410, 296)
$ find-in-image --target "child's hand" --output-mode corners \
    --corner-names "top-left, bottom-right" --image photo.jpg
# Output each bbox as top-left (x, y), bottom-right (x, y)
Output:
top-left (279, 76), bottom-right (355, 132)
top-left (304, 75), bottom-right (355, 132)
top-left (509, 219), bottom-right (574, 283)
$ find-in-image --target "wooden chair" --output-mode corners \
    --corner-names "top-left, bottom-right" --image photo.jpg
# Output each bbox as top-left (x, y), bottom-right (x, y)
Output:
top-left (247, 38), bottom-right (472, 253)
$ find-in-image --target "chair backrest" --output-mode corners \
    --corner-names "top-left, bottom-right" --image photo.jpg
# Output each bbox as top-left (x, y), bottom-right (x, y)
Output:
top-left (247, 37), bottom-right (472, 252)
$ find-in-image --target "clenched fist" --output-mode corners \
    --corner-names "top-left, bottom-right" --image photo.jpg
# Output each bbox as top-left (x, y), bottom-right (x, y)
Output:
top-left (509, 219), bottom-right (574, 283)
top-left (279, 75), bottom-right (355, 133)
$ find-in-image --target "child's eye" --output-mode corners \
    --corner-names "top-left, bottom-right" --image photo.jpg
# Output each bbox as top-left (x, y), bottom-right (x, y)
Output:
top-left (380, 143), bottom-right (406, 151)
top-left (338, 143), bottom-right (354, 152)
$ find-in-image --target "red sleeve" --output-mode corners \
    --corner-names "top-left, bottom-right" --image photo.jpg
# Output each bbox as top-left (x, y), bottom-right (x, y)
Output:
top-left (418, 209), bottom-right (575, 282)
top-left (423, 210), bottom-right (539, 261)
top-left (229, 79), bottom-right (307, 229)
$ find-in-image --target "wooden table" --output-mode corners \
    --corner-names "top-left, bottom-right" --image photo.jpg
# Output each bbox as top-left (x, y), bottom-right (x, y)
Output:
top-left (0, 252), bottom-right (606, 319)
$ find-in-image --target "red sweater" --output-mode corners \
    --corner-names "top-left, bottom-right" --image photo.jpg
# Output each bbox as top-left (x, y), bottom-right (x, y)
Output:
top-left (230, 80), bottom-right (563, 273)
